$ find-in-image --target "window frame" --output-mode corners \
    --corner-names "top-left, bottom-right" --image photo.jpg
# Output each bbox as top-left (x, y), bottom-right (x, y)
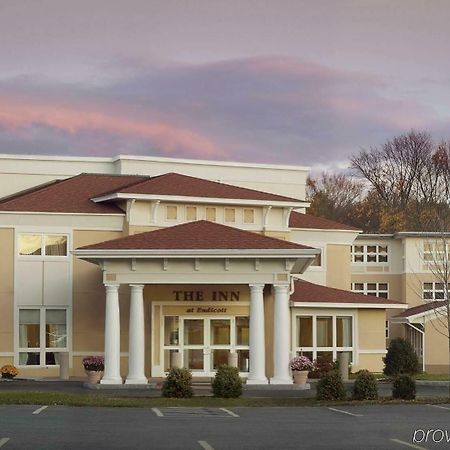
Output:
top-left (351, 244), bottom-right (389, 264)
top-left (423, 282), bottom-right (450, 301)
top-left (17, 306), bottom-right (69, 368)
top-left (17, 233), bottom-right (69, 259)
top-left (351, 282), bottom-right (389, 299)
top-left (292, 312), bottom-right (355, 364)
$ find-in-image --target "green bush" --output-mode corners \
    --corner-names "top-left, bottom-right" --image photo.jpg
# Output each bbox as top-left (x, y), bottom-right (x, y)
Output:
top-left (308, 355), bottom-right (335, 379)
top-left (383, 338), bottom-right (419, 376)
top-left (162, 367), bottom-right (193, 398)
top-left (212, 365), bottom-right (242, 398)
top-left (316, 371), bottom-right (346, 401)
top-left (392, 374), bottom-right (416, 400)
top-left (352, 370), bottom-right (378, 400)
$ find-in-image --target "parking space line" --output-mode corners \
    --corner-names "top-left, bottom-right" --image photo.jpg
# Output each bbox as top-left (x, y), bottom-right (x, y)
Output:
top-left (152, 407), bottom-right (164, 417)
top-left (198, 440), bottom-right (214, 450)
top-left (220, 408), bottom-right (239, 417)
top-left (327, 407), bottom-right (362, 417)
top-left (0, 438), bottom-right (10, 448)
top-left (32, 405), bottom-right (48, 415)
top-left (427, 404), bottom-right (450, 411)
top-left (389, 438), bottom-right (427, 450)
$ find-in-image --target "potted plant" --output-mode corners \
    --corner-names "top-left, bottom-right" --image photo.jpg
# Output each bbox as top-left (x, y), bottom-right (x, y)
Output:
top-left (1, 365), bottom-right (18, 380)
top-left (82, 356), bottom-right (104, 384)
top-left (290, 356), bottom-right (313, 385)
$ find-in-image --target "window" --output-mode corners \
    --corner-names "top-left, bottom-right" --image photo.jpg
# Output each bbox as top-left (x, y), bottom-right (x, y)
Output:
top-left (310, 249), bottom-right (322, 267)
top-left (205, 207), bottom-right (216, 222)
top-left (352, 282), bottom-right (389, 299)
top-left (18, 234), bottom-right (67, 257)
top-left (166, 205), bottom-right (177, 220)
top-left (18, 308), bottom-right (68, 366)
top-left (385, 320), bottom-right (390, 339)
top-left (352, 244), bottom-right (388, 263)
top-left (423, 282), bottom-right (449, 301)
top-left (243, 208), bottom-right (255, 224)
top-left (186, 206), bottom-right (197, 221)
top-left (295, 314), bottom-right (353, 363)
top-left (224, 208), bottom-right (235, 223)
top-left (423, 242), bottom-right (449, 263)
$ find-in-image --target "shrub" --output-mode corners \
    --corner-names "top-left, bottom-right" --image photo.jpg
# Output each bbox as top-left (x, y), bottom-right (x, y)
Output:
top-left (212, 365), bottom-right (242, 398)
top-left (162, 367), bottom-right (193, 398)
top-left (316, 371), bottom-right (346, 401)
top-left (392, 374), bottom-right (416, 400)
top-left (1, 365), bottom-right (18, 379)
top-left (352, 370), bottom-right (378, 400)
top-left (309, 355), bottom-right (335, 379)
top-left (383, 338), bottom-right (419, 376)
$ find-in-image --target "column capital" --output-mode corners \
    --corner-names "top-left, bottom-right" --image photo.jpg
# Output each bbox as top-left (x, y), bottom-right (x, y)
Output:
top-left (129, 284), bottom-right (145, 290)
top-left (273, 283), bottom-right (290, 293)
top-left (249, 283), bottom-right (265, 292)
top-left (104, 283), bottom-right (120, 291)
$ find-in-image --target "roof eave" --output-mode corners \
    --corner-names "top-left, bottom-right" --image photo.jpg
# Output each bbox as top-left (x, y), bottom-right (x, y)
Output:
top-left (291, 301), bottom-right (407, 309)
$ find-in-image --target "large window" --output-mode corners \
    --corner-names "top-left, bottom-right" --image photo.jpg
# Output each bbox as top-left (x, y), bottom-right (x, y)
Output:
top-left (18, 308), bottom-right (68, 366)
top-left (295, 314), bottom-right (354, 363)
top-left (352, 282), bottom-right (389, 299)
top-left (352, 244), bottom-right (388, 263)
top-left (18, 234), bottom-right (67, 257)
top-left (423, 282), bottom-right (449, 301)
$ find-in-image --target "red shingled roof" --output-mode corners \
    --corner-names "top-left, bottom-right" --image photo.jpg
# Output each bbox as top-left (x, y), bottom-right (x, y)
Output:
top-left (0, 174), bottom-right (148, 214)
top-left (77, 220), bottom-right (314, 251)
top-left (291, 280), bottom-right (403, 305)
top-left (104, 172), bottom-right (304, 203)
top-left (289, 211), bottom-right (360, 231)
top-left (394, 301), bottom-right (444, 318)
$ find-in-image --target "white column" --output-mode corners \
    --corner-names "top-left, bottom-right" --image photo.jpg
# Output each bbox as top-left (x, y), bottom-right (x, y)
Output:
top-left (126, 284), bottom-right (148, 384)
top-left (247, 283), bottom-right (268, 384)
top-left (271, 284), bottom-right (292, 384)
top-left (101, 284), bottom-right (122, 384)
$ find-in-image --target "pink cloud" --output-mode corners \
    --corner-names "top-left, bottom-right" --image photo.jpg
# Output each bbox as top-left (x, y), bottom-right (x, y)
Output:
top-left (0, 98), bottom-right (224, 158)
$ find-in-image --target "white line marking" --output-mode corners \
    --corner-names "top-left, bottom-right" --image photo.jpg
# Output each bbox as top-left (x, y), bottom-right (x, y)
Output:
top-left (220, 407), bottom-right (239, 417)
top-left (389, 438), bottom-right (427, 450)
top-left (327, 407), bottom-right (362, 417)
top-left (32, 405), bottom-right (48, 415)
top-left (0, 438), bottom-right (10, 448)
top-left (198, 440), bottom-right (214, 450)
top-left (152, 407), bottom-right (164, 417)
top-left (427, 404), bottom-right (450, 411)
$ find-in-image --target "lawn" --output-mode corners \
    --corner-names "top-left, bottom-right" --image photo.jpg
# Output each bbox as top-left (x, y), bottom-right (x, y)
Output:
top-left (0, 391), bottom-right (449, 408)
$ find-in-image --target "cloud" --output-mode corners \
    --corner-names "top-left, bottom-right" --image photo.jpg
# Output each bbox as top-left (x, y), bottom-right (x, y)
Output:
top-left (0, 56), bottom-right (446, 169)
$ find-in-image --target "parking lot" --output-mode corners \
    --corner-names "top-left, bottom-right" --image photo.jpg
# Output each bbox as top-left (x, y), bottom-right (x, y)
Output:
top-left (1, 403), bottom-right (450, 449)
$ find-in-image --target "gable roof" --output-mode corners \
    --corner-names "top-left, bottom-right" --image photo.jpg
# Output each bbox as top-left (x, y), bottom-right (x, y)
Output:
top-left (76, 220), bottom-right (315, 251)
top-left (289, 211), bottom-right (360, 231)
top-left (94, 172), bottom-right (305, 203)
top-left (0, 174), bottom-right (149, 214)
top-left (393, 301), bottom-right (444, 319)
top-left (291, 280), bottom-right (404, 306)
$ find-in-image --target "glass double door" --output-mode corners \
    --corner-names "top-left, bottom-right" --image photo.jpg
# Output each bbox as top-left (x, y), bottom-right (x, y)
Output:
top-left (163, 316), bottom-right (250, 376)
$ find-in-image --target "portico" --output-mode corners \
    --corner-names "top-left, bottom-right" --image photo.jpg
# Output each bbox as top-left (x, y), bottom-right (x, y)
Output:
top-left (73, 220), bottom-right (318, 385)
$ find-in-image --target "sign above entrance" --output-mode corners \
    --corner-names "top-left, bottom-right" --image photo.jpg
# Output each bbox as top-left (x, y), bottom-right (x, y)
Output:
top-left (173, 290), bottom-right (240, 302)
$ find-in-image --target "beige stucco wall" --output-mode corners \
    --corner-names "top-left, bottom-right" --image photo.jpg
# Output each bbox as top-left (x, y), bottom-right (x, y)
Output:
top-left (425, 317), bottom-right (449, 373)
top-left (0, 228), bottom-right (14, 354)
top-left (326, 244), bottom-right (351, 290)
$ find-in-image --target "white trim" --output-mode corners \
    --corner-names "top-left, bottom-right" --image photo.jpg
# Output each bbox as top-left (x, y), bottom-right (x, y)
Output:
top-left (0, 152), bottom-right (311, 171)
top-left (290, 227), bottom-right (362, 234)
top-left (290, 302), bottom-right (407, 309)
top-left (358, 349), bottom-right (387, 354)
top-left (0, 352), bottom-right (14, 357)
top-left (72, 351), bottom-right (129, 357)
top-left (0, 211), bottom-right (124, 217)
top-left (91, 192), bottom-right (307, 208)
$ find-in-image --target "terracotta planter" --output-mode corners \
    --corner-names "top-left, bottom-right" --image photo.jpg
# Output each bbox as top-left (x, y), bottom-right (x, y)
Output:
top-left (85, 370), bottom-right (103, 384)
top-left (293, 370), bottom-right (309, 385)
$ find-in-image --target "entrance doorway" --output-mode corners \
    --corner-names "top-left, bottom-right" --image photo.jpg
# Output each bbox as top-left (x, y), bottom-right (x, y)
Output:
top-left (162, 316), bottom-right (250, 376)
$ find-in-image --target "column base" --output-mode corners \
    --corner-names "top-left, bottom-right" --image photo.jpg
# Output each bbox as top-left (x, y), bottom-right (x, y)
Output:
top-left (125, 377), bottom-right (148, 385)
top-left (100, 377), bottom-right (123, 385)
top-left (246, 378), bottom-right (269, 385)
top-left (270, 377), bottom-right (293, 385)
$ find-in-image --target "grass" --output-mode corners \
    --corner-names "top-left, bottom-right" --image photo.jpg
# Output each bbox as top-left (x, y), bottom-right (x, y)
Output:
top-left (0, 391), bottom-right (449, 408)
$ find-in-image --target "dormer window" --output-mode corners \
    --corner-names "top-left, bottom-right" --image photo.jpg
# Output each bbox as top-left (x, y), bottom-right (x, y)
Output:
top-left (243, 208), bottom-right (255, 224)
top-left (205, 207), bottom-right (216, 222)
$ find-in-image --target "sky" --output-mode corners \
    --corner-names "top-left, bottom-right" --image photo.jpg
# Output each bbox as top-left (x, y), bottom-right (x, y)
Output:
top-left (1, 0), bottom-right (450, 171)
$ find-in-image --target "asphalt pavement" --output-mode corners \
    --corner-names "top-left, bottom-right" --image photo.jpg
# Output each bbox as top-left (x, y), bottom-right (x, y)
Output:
top-left (1, 403), bottom-right (450, 449)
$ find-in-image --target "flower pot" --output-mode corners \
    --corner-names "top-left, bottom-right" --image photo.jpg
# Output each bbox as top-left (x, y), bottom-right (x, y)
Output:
top-left (293, 370), bottom-right (308, 385)
top-left (85, 370), bottom-right (103, 384)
